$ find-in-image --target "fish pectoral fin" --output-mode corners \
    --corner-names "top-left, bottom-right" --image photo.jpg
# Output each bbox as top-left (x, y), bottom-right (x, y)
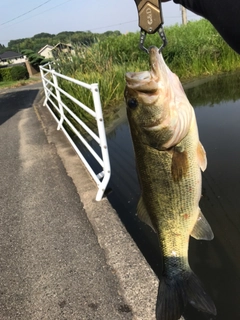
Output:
top-left (197, 141), bottom-right (207, 172)
top-left (137, 197), bottom-right (156, 232)
top-left (191, 209), bottom-right (214, 240)
top-left (171, 146), bottom-right (189, 182)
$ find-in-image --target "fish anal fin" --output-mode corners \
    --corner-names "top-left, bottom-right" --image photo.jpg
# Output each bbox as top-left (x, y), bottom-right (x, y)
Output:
top-left (156, 270), bottom-right (216, 320)
top-left (137, 197), bottom-right (156, 232)
top-left (197, 141), bottom-right (207, 172)
top-left (191, 210), bottom-right (214, 240)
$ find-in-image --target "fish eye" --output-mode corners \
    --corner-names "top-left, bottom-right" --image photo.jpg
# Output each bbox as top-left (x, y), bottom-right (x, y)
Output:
top-left (127, 98), bottom-right (138, 109)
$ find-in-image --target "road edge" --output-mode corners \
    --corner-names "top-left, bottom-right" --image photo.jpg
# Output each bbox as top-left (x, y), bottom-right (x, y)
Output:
top-left (34, 89), bottom-right (158, 320)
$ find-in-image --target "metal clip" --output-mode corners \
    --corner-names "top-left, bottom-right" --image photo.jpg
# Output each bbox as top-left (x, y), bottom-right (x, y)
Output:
top-left (158, 25), bottom-right (167, 52)
top-left (140, 26), bottom-right (167, 53)
top-left (134, 0), bottom-right (167, 53)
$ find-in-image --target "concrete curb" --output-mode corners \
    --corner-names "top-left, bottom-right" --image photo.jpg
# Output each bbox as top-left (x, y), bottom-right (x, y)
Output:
top-left (34, 89), bottom-right (159, 320)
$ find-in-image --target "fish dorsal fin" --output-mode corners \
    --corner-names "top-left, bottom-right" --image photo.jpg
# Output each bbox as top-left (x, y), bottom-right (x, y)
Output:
top-left (137, 197), bottom-right (156, 232)
top-left (197, 141), bottom-right (207, 172)
top-left (191, 209), bottom-right (214, 240)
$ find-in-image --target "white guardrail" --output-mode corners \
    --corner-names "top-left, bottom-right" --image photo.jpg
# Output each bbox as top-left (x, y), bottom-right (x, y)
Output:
top-left (40, 62), bottom-right (111, 201)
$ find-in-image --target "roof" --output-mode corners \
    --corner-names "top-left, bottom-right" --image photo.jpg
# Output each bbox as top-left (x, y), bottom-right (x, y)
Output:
top-left (0, 51), bottom-right (23, 60)
top-left (51, 42), bottom-right (74, 51)
top-left (38, 45), bottom-right (54, 54)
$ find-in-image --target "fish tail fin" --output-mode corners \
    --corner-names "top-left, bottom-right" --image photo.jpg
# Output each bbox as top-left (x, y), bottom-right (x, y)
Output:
top-left (156, 270), bottom-right (216, 320)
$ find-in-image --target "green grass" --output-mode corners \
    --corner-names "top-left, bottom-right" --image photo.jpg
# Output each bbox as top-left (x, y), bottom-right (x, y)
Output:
top-left (0, 80), bottom-right (16, 88)
top-left (163, 20), bottom-right (240, 78)
top-left (54, 19), bottom-right (240, 125)
top-left (0, 76), bottom-right (42, 89)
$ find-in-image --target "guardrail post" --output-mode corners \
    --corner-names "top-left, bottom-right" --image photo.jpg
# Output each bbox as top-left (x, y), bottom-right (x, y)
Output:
top-left (91, 83), bottom-right (111, 201)
top-left (40, 66), bottom-right (48, 107)
top-left (52, 71), bottom-right (64, 130)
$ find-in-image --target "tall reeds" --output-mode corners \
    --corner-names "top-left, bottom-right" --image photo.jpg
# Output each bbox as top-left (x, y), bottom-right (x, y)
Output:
top-left (56, 19), bottom-right (240, 117)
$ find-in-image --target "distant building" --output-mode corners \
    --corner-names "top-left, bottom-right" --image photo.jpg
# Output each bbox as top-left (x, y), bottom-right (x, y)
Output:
top-left (0, 51), bottom-right (25, 66)
top-left (51, 43), bottom-right (75, 58)
top-left (38, 45), bottom-right (54, 59)
top-left (38, 43), bottom-right (75, 60)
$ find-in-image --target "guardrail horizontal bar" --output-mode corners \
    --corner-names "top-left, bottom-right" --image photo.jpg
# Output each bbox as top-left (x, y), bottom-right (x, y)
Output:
top-left (45, 100), bottom-right (60, 123)
top-left (61, 126), bottom-right (101, 185)
top-left (45, 89), bottom-right (59, 108)
top-left (42, 70), bottom-right (96, 118)
top-left (60, 100), bottom-right (100, 144)
top-left (45, 100), bottom-right (101, 185)
top-left (42, 70), bottom-right (52, 77)
top-left (41, 66), bottom-right (49, 71)
top-left (46, 96), bottom-right (103, 166)
top-left (41, 66), bottom-right (92, 92)
top-left (43, 77), bottom-right (54, 88)
top-left (53, 71), bottom-right (93, 90)
top-left (63, 115), bottom-right (104, 167)
top-left (57, 85), bottom-right (96, 118)
top-left (45, 85), bottom-right (100, 144)
top-left (42, 62), bottom-right (51, 68)
top-left (48, 97), bottom-right (60, 113)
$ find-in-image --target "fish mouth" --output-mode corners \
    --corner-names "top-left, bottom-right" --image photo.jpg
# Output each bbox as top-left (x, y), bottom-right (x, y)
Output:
top-left (125, 70), bottom-right (159, 107)
top-left (125, 71), bottom-right (159, 95)
top-left (125, 46), bottom-right (169, 101)
top-left (125, 70), bottom-right (151, 83)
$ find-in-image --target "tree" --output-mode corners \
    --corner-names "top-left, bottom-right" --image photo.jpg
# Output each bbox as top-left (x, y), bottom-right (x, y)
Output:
top-left (7, 30), bottom-right (123, 53)
top-left (103, 31), bottom-right (121, 37)
top-left (21, 49), bottom-right (51, 68)
top-left (33, 32), bottom-right (54, 39)
top-left (0, 43), bottom-right (6, 54)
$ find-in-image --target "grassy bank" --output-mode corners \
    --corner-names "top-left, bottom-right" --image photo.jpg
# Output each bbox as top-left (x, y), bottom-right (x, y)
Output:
top-left (56, 19), bottom-right (240, 117)
top-left (0, 76), bottom-right (41, 90)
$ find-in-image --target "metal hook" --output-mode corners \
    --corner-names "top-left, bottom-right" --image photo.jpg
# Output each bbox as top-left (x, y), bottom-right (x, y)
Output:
top-left (139, 27), bottom-right (167, 54)
top-left (139, 30), bottom-right (149, 54)
top-left (158, 26), bottom-right (167, 53)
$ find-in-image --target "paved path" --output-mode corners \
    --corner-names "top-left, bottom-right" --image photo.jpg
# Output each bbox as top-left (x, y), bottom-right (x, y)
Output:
top-left (0, 84), bottom-right (158, 320)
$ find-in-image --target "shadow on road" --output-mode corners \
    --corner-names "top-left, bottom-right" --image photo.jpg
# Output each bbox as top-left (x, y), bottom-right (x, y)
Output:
top-left (0, 89), bottom-right (39, 125)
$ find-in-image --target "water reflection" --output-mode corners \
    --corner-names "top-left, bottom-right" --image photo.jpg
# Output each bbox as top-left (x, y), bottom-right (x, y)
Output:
top-left (186, 73), bottom-right (240, 320)
top-left (185, 71), bottom-right (240, 107)
top-left (78, 71), bottom-right (240, 320)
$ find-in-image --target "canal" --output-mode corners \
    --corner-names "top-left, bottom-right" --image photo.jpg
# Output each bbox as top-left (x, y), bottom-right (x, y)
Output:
top-left (79, 71), bottom-right (240, 320)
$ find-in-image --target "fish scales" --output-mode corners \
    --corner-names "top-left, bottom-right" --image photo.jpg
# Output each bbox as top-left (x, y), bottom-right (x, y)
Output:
top-left (125, 46), bottom-right (216, 320)
top-left (130, 112), bottom-right (200, 269)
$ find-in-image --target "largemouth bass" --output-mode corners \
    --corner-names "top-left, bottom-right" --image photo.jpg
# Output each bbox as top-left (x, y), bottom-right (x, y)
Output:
top-left (124, 46), bottom-right (216, 320)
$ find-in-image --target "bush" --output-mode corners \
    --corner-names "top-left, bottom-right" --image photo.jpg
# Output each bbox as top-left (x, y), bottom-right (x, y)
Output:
top-left (10, 65), bottom-right (29, 81)
top-left (0, 65), bottom-right (29, 81)
top-left (0, 68), bottom-right (12, 81)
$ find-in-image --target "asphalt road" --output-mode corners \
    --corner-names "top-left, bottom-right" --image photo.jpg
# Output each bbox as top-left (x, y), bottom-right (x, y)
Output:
top-left (0, 84), bottom-right (135, 320)
top-left (0, 83), bottom-right (159, 320)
